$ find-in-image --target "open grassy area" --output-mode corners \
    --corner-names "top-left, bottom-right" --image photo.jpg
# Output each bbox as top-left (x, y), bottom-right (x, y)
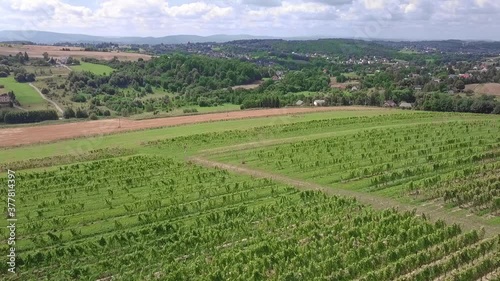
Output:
top-left (0, 76), bottom-right (48, 110)
top-left (71, 62), bottom-right (114, 75)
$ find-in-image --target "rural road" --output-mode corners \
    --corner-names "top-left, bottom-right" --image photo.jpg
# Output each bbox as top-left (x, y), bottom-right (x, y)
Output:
top-left (29, 82), bottom-right (64, 114)
top-left (0, 107), bottom-right (382, 148)
top-left (190, 156), bottom-right (500, 238)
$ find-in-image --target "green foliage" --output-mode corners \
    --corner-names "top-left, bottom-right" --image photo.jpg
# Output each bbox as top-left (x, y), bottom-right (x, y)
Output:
top-left (71, 94), bottom-right (87, 103)
top-left (182, 108), bottom-right (198, 113)
top-left (75, 108), bottom-right (89, 118)
top-left (63, 107), bottom-right (75, 119)
top-left (3, 109), bottom-right (58, 124)
top-left (89, 113), bottom-right (98, 120)
top-left (415, 92), bottom-right (499, 114)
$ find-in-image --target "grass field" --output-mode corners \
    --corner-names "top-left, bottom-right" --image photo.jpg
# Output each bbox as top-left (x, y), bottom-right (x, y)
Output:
top-left (71, 62), bottom-right (114, 75)
top-left (0, 76), bottom-right (48, 110)
top-left (1, 109), bottom-right (499, 280)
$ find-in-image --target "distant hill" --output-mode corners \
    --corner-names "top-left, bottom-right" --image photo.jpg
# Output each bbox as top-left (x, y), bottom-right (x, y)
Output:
top-left (0, 30), bottom-right (278, 45)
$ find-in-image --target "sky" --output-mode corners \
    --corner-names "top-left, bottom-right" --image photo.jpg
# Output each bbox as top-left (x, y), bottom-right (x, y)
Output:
top-left (0, 0), bottom-right (499, 40)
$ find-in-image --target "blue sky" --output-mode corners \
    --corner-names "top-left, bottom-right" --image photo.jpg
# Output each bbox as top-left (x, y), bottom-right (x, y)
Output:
top-left (1, 0), bottom-right (500, 40)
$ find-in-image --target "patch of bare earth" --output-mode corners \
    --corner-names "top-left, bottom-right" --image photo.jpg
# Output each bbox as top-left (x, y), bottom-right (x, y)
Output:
top-left (0, 106), bottom-right (380, 148)
top-left (231, 80), bottom-right (263, 90)
top-left (330, 77), bottom-right (360, 90)
top-left (465, 83), bottom-right (500, 96)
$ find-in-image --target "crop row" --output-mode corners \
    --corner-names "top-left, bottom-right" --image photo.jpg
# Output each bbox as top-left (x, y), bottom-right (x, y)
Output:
top-left (212, 120), bottom-right (500, 215)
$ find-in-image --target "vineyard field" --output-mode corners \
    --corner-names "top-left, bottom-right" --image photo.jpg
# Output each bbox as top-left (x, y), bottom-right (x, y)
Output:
top-left (1, 155), bottom-right (499, 280)
top-left (210, 119), bottom-right (500, 216)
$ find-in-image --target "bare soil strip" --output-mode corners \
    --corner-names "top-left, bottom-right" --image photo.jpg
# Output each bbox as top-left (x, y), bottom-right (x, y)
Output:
top-left (0, 106), bottom-right (381, 148)
top-left (190, 156), bottom-right (500, 238)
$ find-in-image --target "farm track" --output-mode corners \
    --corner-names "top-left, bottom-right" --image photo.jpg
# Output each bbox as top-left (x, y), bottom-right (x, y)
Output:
top-left (190, 156), bottom-right (500, 238)
top-left (0, 106), bottom-right (381, 148)
top-left (28, 82), bottom-right (64, 114)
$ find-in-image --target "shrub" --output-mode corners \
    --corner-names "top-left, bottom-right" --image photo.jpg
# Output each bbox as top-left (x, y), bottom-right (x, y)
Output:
top-left (0, 72), bottom-right (7, 78)
top-left (75, 108), bottom-right (89, 119)
top-left (493, 104), bottom-right (500, 114)
top-left (183, 108), bottom-right (198, 114)
top-left (41, 88), bottom-right (49, 95)
top-left (63, 108), bottom-right (76, 119)
top-left (4, 110), bottom-right (58, 124)
top-left (89, 113), bottom-right (98, 120)
top-left (103, 110), bottom-right (111, 116)
top-left (71, 94), bottom-right (87, 103)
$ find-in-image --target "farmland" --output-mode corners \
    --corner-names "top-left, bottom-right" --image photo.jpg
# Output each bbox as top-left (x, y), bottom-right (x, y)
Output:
top-left (1, 109), bottom-right (500, 280)
top-left (1, 155), bottom-right (499, 280)
top-left (465, 83), bottom-right (500, 97)
top-left (0, 45), bottom-right (151, 61)
top-left (208, 119), bottom-right (500, 216)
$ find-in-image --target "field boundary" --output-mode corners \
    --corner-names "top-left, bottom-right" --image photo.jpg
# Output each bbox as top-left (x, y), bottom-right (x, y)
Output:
top-left (190, 156), bottom-right (500, 237)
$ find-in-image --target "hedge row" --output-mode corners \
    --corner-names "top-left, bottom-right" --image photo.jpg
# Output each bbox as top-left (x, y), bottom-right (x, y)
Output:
top-left (4, 110), bottom-right (59, 124)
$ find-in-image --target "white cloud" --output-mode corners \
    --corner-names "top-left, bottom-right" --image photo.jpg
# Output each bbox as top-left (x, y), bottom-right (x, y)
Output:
top-left (0, 0), bottom-right (499, 39)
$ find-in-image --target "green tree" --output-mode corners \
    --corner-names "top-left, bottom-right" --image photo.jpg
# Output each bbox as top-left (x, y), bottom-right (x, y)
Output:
top-left (454, 80), bottom-right (465, 91)
top-left (121, 108), bottom-right (129, 117)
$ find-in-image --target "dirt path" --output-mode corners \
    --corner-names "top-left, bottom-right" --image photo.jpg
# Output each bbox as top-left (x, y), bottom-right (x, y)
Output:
top-left (29, 82), bottom-right (64, 114)
top-left (190, 156), bottom-right (500, 238)
top-left (0, 106), bottom-right (380, 148)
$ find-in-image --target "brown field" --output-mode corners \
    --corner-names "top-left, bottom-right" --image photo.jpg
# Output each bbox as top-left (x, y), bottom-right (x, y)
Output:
top-left (0, 45), bottom-right (151, 61)
top-left (465, 83), bottom-right (500, 96)
top-left (0, 106), bottom-right (384, 148)
top-left (232, 80), bottom-right (263, 90)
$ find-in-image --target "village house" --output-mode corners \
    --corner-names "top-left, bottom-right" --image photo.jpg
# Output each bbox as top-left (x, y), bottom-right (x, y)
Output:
top-left (0, 93), bottom-right (12, 107)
